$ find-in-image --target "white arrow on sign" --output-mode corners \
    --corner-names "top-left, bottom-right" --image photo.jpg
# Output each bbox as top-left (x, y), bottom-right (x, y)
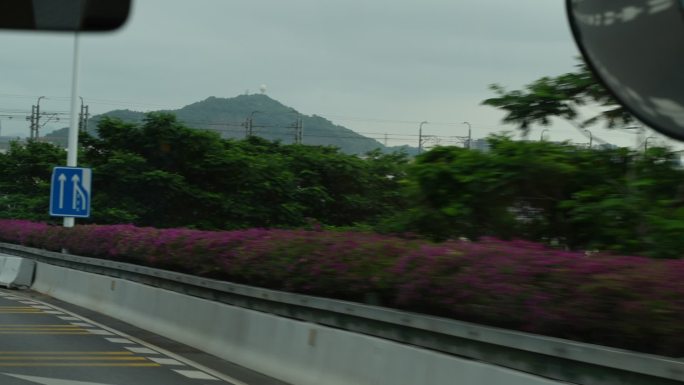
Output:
top-left (71, 174), bottom-right (80, 210)
top-left (2, 373), bottom-right (116, 385)
top-left (71, 174), bottom-right (87, 211)
top-left (57, 173), bottom-right (67, 209)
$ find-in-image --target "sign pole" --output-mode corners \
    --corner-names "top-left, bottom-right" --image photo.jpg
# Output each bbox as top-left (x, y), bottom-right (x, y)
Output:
top-left (49, 35), bottom-right (92, 226)
top-left (64, 32), bottom-right (81, 228)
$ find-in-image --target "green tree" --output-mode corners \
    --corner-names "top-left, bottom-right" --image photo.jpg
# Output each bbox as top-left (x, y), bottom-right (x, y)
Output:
top-left (385, 136), bottom-right (684, 258)
top-left (81, 114), bottom-right (303, 228)
top-left (559, 147), bottom-right (684, 258)
top-left (380, 143), bottom-right (516, 240)
top-left (482, 61), bottom-right (634, 135)
top-left (0, 141), bottom-right (65, 221)
top-left (78, 113), bottom-right (408, 229)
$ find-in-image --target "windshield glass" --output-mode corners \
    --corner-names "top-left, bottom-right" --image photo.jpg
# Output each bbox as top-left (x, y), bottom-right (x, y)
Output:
top-left (1, 0), bottom-right (684, 377)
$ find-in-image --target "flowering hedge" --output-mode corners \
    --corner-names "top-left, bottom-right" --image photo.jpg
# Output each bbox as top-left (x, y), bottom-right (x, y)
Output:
top-left (0, 220), bottom-right (683, 356)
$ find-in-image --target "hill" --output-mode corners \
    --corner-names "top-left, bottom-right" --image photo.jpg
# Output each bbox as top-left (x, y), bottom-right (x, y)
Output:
top-left (44, 95), bottom-right (415, 155)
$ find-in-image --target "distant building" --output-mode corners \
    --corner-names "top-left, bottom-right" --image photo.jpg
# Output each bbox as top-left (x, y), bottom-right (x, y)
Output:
top-left (470, 138), bottom-right (490, 152)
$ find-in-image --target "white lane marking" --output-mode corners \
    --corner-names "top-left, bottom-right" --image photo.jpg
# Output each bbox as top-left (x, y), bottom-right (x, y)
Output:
top-left (30, 305), bottom-right (52, 309)
top-left (2, 373), bottom-right (115, 385)
top-left (147, 357), bottom-right (184, 366)
top-left (2, 292), bottom-right (247, 385)
top-left (44, 311), bottom-right (65, 315)
top-left (174, 370), bottom-right (220, 380)
top-left (19, 301), bottom-right (39, 304)
top-left (87, 329), bottom-right (114, 336)
top-left (124, 347), bottom-right (158, 355)
top-left (70, 322), bottom-right (94, 328)
top-left (105, 338), bottom-right (134, 344)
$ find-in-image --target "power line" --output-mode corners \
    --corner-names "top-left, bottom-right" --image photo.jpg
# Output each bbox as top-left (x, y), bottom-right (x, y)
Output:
top-left (0, 94), bottom-right (504, 145)
top-left (0, 93), bottom-right (175, 110)
top-left (0, 93), bottom-right (481, 128)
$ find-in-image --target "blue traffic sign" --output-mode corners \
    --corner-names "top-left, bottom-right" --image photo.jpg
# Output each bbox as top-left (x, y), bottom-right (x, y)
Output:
top-left (49, 167), bottom-right (92, 218)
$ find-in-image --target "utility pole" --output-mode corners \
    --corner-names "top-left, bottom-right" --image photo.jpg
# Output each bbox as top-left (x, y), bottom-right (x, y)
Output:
top-left (291, 118), bottom-right (298, 144)
top-left (418, 121), bottom-right (428, 154)
top-left (540, 129), bottom-right (549, 141)
top-left (287, 110), bottom-right (303, 145)
top-left (27, 106), bottom-right (36, 140)
top-left (295, 117), bottom-right (303, 144)
top-left (298, 117), bottom-right (304, 144)
top-left (644, 136), bottom-right (656, 152)
top-left (584, 129), bottom-right (593, 149)
top-left (243, 118), bottom-right (249, 138)
top-left (79, 103), bottom-right (84, 132)
top-left (384, 133), bottom-right (388, 147)
top-left (33, 106), bottom-right (39, 140)
top-left (462, 122), bottom-right (472, 149)
top-left (78, 97), bottom-right (89, 133)
top-left (28, 96), bottom-right (46, 140)
top-left (247, 110), bottom-right (260, 138)
top-left (35, 96), bottom-right (45, 140)
top-left (84, 105), bottom-right (89, 131)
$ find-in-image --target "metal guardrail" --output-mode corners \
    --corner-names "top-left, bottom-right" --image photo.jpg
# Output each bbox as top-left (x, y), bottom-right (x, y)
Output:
top-left (0, 241), bottom-right (682, 385)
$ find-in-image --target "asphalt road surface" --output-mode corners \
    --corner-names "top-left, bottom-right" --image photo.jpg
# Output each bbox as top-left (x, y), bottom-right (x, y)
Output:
top-left (0, 288), bottom-right (286, 385)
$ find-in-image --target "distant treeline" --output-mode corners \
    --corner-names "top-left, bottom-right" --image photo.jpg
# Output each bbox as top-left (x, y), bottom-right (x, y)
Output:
top-left (3, 112), bottom-right (684, 258)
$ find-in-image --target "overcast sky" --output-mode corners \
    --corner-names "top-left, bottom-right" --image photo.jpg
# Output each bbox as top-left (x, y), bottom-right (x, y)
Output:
top-left (0, 0), bottom-right (672, 148)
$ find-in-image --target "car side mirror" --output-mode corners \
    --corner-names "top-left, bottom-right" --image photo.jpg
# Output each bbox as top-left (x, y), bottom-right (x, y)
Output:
top-left (0, 0), bottom-right (131, 32)
top-left (567, 0), bottom-right (684, 140)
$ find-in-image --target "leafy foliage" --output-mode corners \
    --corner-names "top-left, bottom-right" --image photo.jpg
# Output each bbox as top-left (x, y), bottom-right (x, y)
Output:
top-left (0, 141), bottom-right (65, 221)
top-left (29, 113), bottom-right (409, 229)
top-left (482, 60), bottom-right (634, 134)
top-left (6, 111), bottom-right (684, 259)
top-left (387, 137), bottom-right (684, 258)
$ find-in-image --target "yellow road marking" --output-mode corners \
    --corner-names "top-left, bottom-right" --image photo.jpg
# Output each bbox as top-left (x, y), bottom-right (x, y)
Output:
top-left (0, 356), bottom-right (148, 361)
top-left (0, 326), bottom-right (81, 328)
top-left (0, 310), bottom-right (43, 314)
top-left (0, 325), bottom-right (80, 327)
top-left (0, 330), bottom-right (94, 336)
top-left (0, 330), bottom-right (87, 333)
top-left (0, 352), bottom-right (134, 355)
top-left (0, 328), bottom-right (84, 330)
top-left (0, 310), bottom-right (43, 312)
top-left (0, 363), bottom-right (161, 367)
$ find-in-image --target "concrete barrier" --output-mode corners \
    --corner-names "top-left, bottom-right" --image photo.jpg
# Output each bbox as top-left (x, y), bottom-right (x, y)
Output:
top-left (31, 261), bottom-right (565, 385)
top-left (0, 254), bottom-right (35, 289)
